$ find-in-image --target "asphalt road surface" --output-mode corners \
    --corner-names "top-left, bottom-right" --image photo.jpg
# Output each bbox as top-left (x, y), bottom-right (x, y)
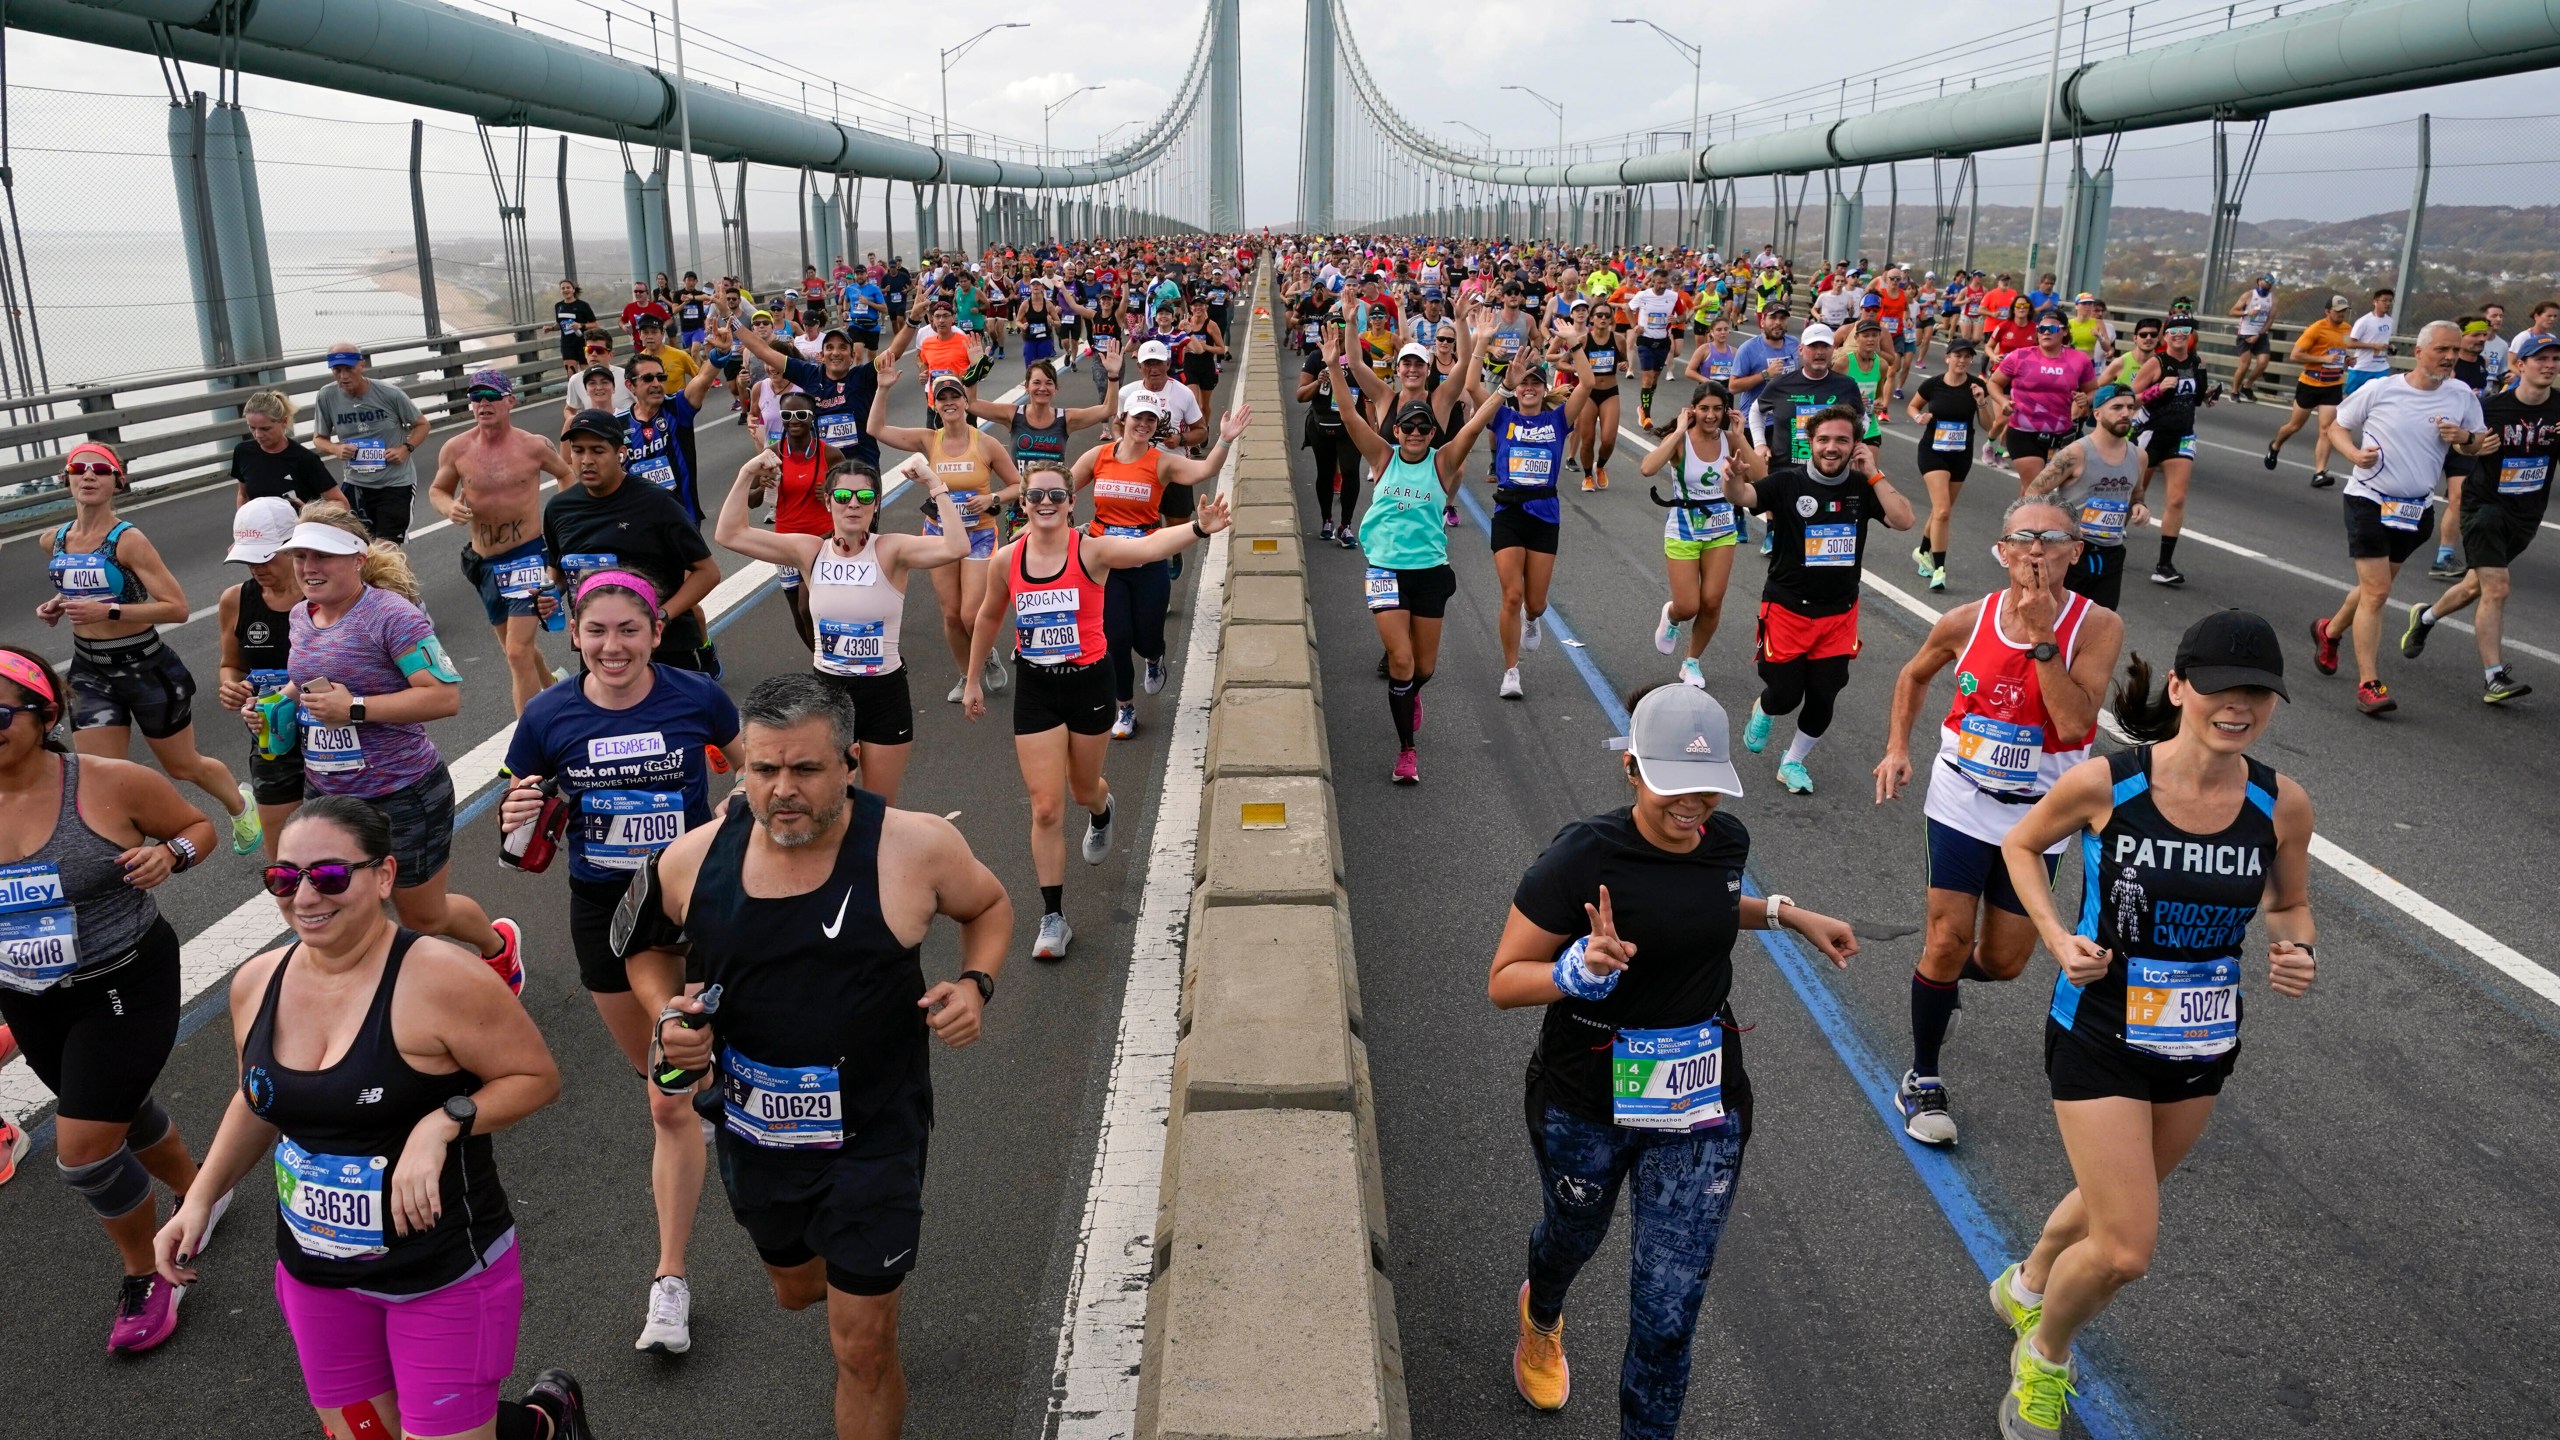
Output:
top-left (6, 344), bottom-right (1234, 1440)
top-left (1282, 337), bottom-right (2560, 1439)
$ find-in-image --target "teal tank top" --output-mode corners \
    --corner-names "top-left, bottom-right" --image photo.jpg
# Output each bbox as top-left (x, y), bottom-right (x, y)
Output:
top-left (1357, 451), bottom-right (1449, 572)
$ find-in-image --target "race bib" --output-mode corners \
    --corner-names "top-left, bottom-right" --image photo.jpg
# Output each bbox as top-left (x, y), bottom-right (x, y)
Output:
top-left (1591, 352), bottom-right (1616, 375)
top-left (301, 712), bottom-right (365, 775)
top-left (1363, 567), bottom-right (1401, 612)
top-left (1883, 316), bottom-right (1900, 334)
top-left (1611, 1020), bottom-right (1725, 1130)
top-left (0, 861), bottom-right (78, 993)
top-left (2499, 456), bottom-right (2550, 495)
top-left (817, 412), bottom-right (861, 450)
top-left (720, 1046), bottom-right (843, 1148)
top-left (1931, 420), bottom-right (1969, 451)
top-left (630, 450), bottom-right (678, 493)
top-left (1016, 586), bottom-right (1083, 663)
top-left (350, 438), bottom-right (388, 475)
top-left (2177, 433), bottom-right (2197, 460)
top-left (1506, 451), bottom-right (1553, 483)
top-left (580, 790), bottom-right (686, 868)
top-left (815, 618), bottom-right (888, 677)
top-left (492, 553), bottom-right (548, 599)
top-left (1790, 402), bottom-right (1825, 458)
top-left (1803, 523), bottom-right (1858, 567)
top-left (1101, 524), bottom-right (1151, 538)
top-left (2123, 955), bottom-right (2242, 1059)
top-left (49, 551), bottom-right (112, 599)
top-left (1955, 714), bottom-right (2045, 793)
top-left (1669, 500), bottom-right (1735, 544)
top-left (2079, 494), bottom-right (2130, 546)
top-left (559, 552), bottom-right (618, 583)
top-left (249, 668), bottom-right (292, 696)
top-left (273, 1138), bottom-right (389, 1260)
top-left (2377, 497), bottom-right (2426, 532)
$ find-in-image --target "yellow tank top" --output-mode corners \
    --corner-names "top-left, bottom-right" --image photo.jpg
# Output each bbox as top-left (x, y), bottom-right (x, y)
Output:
top-left (928, 426), bottom-right (993, 529)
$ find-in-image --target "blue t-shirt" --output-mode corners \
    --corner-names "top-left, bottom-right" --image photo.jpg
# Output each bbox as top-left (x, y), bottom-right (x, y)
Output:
top-left (504, 665), bottom-right (740, 885)
top-left (780, 356), bottom-right (882, 467)
top-left (621, 394), bottom-right (701, 522)
top-left (840, 282), bottom-right (886, 327)
top-left (1735, 335), bottom-right (1801, 382)
top-left (1490, 405), bottom-right (1571, 524)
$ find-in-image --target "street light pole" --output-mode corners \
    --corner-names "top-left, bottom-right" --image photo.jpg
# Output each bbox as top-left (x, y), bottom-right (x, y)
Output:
top-left (1611, 19), bottom-right (1703, 251)
top-left (939, 22), bottom-right (1030, 253)
top-left (1502, 85), bottom-right (1563, 241)
top-left (667, 0), bottom-right (700, 276)
top-left (1044, 85), bottom-right (1104, 244)
top-left (2026, 0), bottom-right (2067, 282)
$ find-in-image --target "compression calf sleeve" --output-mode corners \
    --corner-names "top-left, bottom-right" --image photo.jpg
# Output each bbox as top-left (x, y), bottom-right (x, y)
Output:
top-left (1911, 971), bottom-right (1962, 1080)
top-left (1387, 678), bottom-right (1419, 749)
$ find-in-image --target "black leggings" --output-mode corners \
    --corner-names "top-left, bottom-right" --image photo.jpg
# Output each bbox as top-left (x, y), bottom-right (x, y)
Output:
top-left (0, 916), bottom-right (182, 1123)
top-left (1756, 654), bottom-right (1854, 738)
top-left (1307, 430), bottom-right (1357, 526)
top-left (1103, 560), bottom-right (1172, 703)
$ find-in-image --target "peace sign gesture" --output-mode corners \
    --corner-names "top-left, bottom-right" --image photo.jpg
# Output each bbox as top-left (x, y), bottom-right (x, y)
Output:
top-left (1577, 885), bottom-right (1638, 978)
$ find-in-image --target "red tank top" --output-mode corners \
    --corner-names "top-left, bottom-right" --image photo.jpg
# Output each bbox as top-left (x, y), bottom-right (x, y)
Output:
top-left (1009, 528), bottom-right (1108, 667)
top-left (1088, 445), bottom-right (1166, 538)
top-left (1941, 590), bottom-right (2097, 755)
top-left (770, 437), bottom-right (834, 536)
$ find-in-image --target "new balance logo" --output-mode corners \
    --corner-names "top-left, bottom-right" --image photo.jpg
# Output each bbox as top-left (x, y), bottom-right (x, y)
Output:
top-left (356, 1087), bottom-right (384, 1104)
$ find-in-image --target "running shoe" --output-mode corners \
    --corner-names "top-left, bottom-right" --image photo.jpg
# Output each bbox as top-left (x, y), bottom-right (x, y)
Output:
top-left (1913, 543), bottom-right (1933, 580)
top-left (2311, 469), bottom-right (2336, 489)
top-left (229, 784), bottom-right (262, 855)
top-left (1110, 704), bottom-right (1137, 740)
top-left (107, 1273), bottom-right (183, 1355)
top-left (1143, 658), bottom-right (1167, 695)
top-left (1444, 504), bottom-right (1460, 529)
top-left (2486, 669), bottom-right (2533, 704)
top-left (1655, 602), bottom-right (1680, 655)
top-left (1758, 528), bottom-right (1774, 556)
top-left (1897, 1071), bottom-right (1957, 1146)
top-left (1336, 530), bottom-right (1357, 550)
top-left (2429, 548), bottom-right (2464, 581)
top-left (2400, 603), bottom-right (2435, 659)
top-left (1678, 657), bottom-right (1704, 689)
top-left (1989, 1262), bottom-right (2043, 1339)
top-left (1391, 749), bottom-right (1419, 785)
top-left (1512, 1281), bottom-right (1569, 1411)
top-left (1499, 667), bottom-right (1524, 700)
top-left (1522, 615), bottom-right (1543, 651)
top-left (1777, 758), bottom-right (1814, 794)
top-left (0, 1108), bottom-right (27, 1186)
top-left (2150, 562), bottom-right (2184, 587)
top-left (485, 918), bottom-right (526, 997)
top-left (636, 1275), bottom-right (692, 1354)
top-left (1082, 800), bottom-right (1114, 864)
top-left (1594, 471), bottom-right (1609, 491)
top-left (2357, 679), bottom-right (2397, 716)
top-left (983, 650), bottom-right (1009, 694)
top-left (1580, 475), bottom-right (1597, 493)
top-left (1566, 456), bottom-right (1582, 474)
top-left (2262, 442), bottom-right (2280, 471)
top-left (522, 1369), bottom-right (598, 1440)
top-left (1320, 521), bottom-right (1336, 542)
top-left (2310, 618), bottom-right (2341, 676)
top-left (1742, 703), bottom-right (1773, 754)
top-left (947, 678), bottom-right (966, 704)
top-left (1169, 553), bottom-right (1183, 580)
top-left (1032, 913), bottom-right (1074, 962)
top-left (1998, 1333), bottom-right (2078, 1440)
top-left (1928, 563), bottom-right (1949, 593)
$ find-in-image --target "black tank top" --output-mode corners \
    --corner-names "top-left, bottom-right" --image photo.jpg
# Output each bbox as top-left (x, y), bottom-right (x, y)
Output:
top-left (234, 580), bottom-right (293, 679)
top-left (1011, 401), bottom-right (1070, 472)
top-left (243, 929), bottom-right (513, 1293)
top-left (685, 790), bottom-right (928, 1153)
top-left (2050, 745), bottom-right (2279, 1061)
top-left (2151, 353), bottom-right (2207, 431)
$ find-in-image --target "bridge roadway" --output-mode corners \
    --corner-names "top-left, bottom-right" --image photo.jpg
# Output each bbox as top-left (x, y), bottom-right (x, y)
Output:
top-left (4, 347), bottom-right (1238, 1438)
top-left (1284, 339), bottom-right (2560, 1437)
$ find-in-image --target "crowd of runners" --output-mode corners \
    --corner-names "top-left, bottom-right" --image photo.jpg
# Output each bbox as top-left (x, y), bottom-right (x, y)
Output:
top-left (5, 235), bottom-right (1255, 1440)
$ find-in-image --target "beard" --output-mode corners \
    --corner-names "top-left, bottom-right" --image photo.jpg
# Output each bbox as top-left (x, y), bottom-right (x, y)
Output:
top-left (755, 791), bottom-right (847, 846)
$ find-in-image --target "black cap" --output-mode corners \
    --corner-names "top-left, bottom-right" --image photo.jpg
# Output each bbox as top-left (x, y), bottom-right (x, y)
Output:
top-left (634, 311), bottom-right (665, 329)
top-left (2175, 609), bottom-right (2289, 700)
top-left (563, 408), bottom-right (626, 446)
top-left (1392, 400), bottom-right (1439, 433)
top-left (1944, 338), bottom-right (1978, 356)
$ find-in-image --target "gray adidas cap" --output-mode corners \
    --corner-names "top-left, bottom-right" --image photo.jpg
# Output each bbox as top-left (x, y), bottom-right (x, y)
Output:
top-left (1610, 684), bottom-right (1744, 798)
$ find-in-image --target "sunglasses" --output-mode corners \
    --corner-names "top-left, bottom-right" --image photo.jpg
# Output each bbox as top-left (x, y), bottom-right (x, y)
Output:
top-left (632, 373), bottom-right (667, 385)
top-left (1999, 529), bottom-right (2079, 547)
top-left (827, 487), bottom-right (879, 505)
top-left (0, 700), bottom-right (50, 728)
top-left (467, 388), bottom-right (508, 403)
top-left (1023, 487), bottom-right (1073, 506)
top-left (2036, 325), bottom-right (2065, 335)
top-left (65, 461), bottom-right (121, 477)
top-left (780, 410), bottom-right (816, 422)
top-left (261, 856), bottom-right (388, 898)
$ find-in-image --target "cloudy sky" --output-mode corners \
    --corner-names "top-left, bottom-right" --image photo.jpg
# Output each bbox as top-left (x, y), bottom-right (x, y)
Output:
top-left (6, 0), bottom-right (2551, 226)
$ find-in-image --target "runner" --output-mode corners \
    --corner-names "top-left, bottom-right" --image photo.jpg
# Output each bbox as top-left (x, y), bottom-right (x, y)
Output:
top-left (1072, 393), bottom-right (1248, 738)
top-left (620, 340), bottom-right (727, 524)
top-left (2400, 330), bottom-right (2560, 703)
top-left (1906, 339), bottom-right (2001, 593)
top-left (230, 390), bottom-right (347, 513)
top-left (1990, 608), bottom-right (2315, 1440)
top-left (37, 442), bottom-right (260, 854)
top-left (2022, 385), bottom-right (2148, 610)
top-left (216, 499), bottom-right (310, 860)
top-left (1874, 497), bottom-right (2121, 1145)
top-left (312, 345), bottom-right (431, 544)
top-left (1458, 324), bottom-right (1588, 699)
top-left (717, 452), bottom-right (967, 799)
top-left (0, 643), bottom-right (226, 1354)
top-left (258, 505), bottom-right (526, 990)
top-left (2129, 318), bottom-right (2216, 586)
top-left (2308, 321), bottom-right (2492, 715)
top-left (543, 410), bottom-right (727, 677)
top-left (152, 797), bottom-right (595, 1440)
top-left (746, 393), bottom-right (835, 653)
top-left (1729, 405), bottom-right (1916, 794)
top-left (1626, 265), bottom-right (1685, 433)
top-left (2344, 287), bottom-right (2397, 397)
top-left (1681, 314), bottom-right (1740, 398)
top-left (1298, 327), bottom-right (1361, 545)
top-left (964, 469), bottom-right (1230, 958)
top-left (1639, 383), bottom-right (1763, 686)
top-left (552, 278), bottom-right (598, 377)
top-left (1564, 301), bottom-right (1628, 491)
top-left (2267, 294), bottom-right (2356, 487)
top-left (1987, 311), bottom-right (2097, 492)
top-left (1489, 680), bottom-right (1857, 1433)
top-left (430, 370), bottom-right (576, 716)
top-left (1746, 323), bottom-right (1868, 473)
top-left (2227, 274), bottom-right (2278, 402)
top-left (868, 368), bottom-right (1023, 703)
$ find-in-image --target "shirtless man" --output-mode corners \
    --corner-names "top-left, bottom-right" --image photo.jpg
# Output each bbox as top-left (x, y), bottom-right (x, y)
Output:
top-left (428, 369), bottom-right (573, 714)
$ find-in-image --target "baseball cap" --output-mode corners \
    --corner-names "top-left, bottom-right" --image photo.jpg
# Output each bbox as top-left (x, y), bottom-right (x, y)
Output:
top-left (562, 408), bottom-right (626, 445)
top-left (226, 496), bottom-right (299, 564)
top-left (2091, 382), bottom-right (2139, 408)
top-left (2328, 294), bottom-right (2351, 311)
top-left (466, 369), bottom-right (514, 399)
top-left (2175, 608), bottom-right (2289, 700)
top-left (1119, 388), bottom-right (1172, 420)
top-left (1945, 338), bottom-right (1978, 356)
top-left (1396, 342), bottom-right (1434, 364)
top-left (2516, 332), bottom-right (2560, 360)
top-left (635, 310), bottom-right (666, 327)
top-left (929, 373), bottom-right (969, 397)
top-left (1391, 400), bottom-right (1439, 433)
top-left (278, 521), bottom-right (368, 557)
top-left (1799, 323), bottom-right (1837, 347)
top-left (1858, 292), bottom-right (1882, 308)
top-left (2075, 291), bottom-right (2099, 304)
top-left (325, 349), bottom-right (364, 369)
top-left (1608, 684), bottom-right (1744, 798)
top-left (1136, 339), bottom-right (1173, 364)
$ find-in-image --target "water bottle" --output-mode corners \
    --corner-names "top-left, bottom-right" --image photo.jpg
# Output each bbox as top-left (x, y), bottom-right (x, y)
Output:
top-left (253, 691), bottom-right (301, 761)
top-left (498, 776), bottom-right (569, 873)
top-left (539, 586), bottom-right (567, 633)
top-left (652, 984), bottom-right (724, 1094)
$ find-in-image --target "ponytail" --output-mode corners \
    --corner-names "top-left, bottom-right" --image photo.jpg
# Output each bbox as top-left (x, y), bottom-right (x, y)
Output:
top-left (2110, 653), bottom-right (2182, 743)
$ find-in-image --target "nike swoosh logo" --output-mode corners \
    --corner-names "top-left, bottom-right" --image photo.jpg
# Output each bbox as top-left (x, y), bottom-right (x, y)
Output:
top-left (821, 888), bottom-right (851, 940)
top-left (882, 1248), bottom-right (913, 1268)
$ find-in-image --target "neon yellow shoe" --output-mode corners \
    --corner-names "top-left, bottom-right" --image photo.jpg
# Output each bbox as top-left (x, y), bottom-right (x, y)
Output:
top-left (1988, 1262), bottom-right (2043, 1338)
top-left (1998, 1332), bottom-right (2077, 1440)
top-left (1511, 1281), bottom-right (1568, 1411)
top-left (229, 784), bottom-right (263, 856)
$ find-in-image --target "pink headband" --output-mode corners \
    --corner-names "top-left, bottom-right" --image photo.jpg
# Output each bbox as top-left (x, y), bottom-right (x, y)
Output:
top-left (0, 650), bottom-right (57, 704)
top-left (573, 569), bottom-right (661, 614)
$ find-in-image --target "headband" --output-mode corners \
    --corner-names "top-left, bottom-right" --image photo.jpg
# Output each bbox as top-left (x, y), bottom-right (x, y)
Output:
top-left (573, 569), bottom-right (662, 614)
top-left (0, 650), bottom-right (57, 704)
top-left (65, 440), bottom-right (123, 474)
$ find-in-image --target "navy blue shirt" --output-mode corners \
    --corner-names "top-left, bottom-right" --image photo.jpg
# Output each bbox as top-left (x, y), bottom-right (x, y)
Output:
top-left (505, 665), bottom-right (740, 884)
top-left (780, 356), bottom-right (882, 467)
top-left (621, 394), bottom-right (702, 522)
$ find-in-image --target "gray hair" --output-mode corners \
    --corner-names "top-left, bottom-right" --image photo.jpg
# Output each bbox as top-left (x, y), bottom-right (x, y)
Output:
top-left (2415, 319), bottom-right (2464, 350)
top-left (2002, 491), bottom-right (2078, 536)
top-left (738, 672), bottom-right (858, 754)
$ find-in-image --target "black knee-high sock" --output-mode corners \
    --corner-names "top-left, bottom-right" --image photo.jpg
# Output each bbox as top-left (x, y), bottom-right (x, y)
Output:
top-left (1387, 678), bottom-right (1419, 749)
top-left (1911, 969), bottom-right (1962, 1080)
top-left (1040, 883), bottom-right (1064, 918)
top-left (2160, 534), bottom-right (2180, 564)
top-left (1641, 384), bottom-right (1657, 416)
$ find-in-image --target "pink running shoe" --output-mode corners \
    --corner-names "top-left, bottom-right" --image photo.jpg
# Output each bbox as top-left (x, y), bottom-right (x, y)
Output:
top-left (486, 917), bottom-right (526, 996)
top-left (1391, 749), bottom-right (1420, 785)
top-left (108, 1273), bottom-right (184, 1354)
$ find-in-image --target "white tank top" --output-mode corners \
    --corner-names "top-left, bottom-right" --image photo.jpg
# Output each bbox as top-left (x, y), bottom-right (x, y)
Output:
top-left (805, 535), bottom-right (905, 678)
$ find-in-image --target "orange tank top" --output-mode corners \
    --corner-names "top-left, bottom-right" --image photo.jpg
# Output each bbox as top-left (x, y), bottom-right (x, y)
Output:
top-left (1088, 445), bottom-right (1166, 537)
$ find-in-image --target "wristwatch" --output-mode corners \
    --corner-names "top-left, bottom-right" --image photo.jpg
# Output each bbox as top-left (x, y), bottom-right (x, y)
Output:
top-left (2028, 641), bottom-right (2060, 663)
top-left (959, 969), bottom-right (996, 1005)
top-left (442, 1094), bottom-right (477, 1138)
top-left (107, 602), bottom-right (122, 621)
top-left (349, 695), bottom-right (368, 724)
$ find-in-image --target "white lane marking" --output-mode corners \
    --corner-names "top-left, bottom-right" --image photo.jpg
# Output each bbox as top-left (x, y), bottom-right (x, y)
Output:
top-left (1042, 312), bottom-right (1257, 1440)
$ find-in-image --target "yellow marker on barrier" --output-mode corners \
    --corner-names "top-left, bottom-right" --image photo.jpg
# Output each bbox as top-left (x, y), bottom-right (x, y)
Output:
top-left (1251, 538), bottom-right (1278, 553)
top-left (1240, 802), bottom-right (1287, 829)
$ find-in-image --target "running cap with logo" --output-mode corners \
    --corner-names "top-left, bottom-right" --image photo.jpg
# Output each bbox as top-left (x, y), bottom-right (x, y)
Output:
top-left (2090, 382), bottom-right (2139, 409)
top-left (1136, 339), bottom-right (1173, 363)
top-left (2516, 332), bottom-right (2560, 360)
top-left (226, 496), bottom-right (300, 564)
top-left (1119, 388), bottom-right (1172, 420)
top-left (1799, 323), bottom-right (1837, 347)
top-left (1858, 292), bottom-right (1882, 308)
top-left (1391, 400), bottom-right (1439, 432)
top-left (278, 520), bottom-right (368, 557)
top-left (1608, 684), bottom-right (1744, 797)
top-left (2175, 608), bottom-right (2289, 700)
top-left (467, 368), bottom-right (514, 399)
top-left (563, 408), bottom-right (626, 445)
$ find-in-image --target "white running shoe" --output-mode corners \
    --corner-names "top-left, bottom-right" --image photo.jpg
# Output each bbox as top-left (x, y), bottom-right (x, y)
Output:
top-left (637, 1275), bottom-right (693, 1354)
top-left (1142, 658), bottom-right (1167, 695)
top-left (1679, 657), bottom-right (1704, 689)
top-left (982, 651), bottom-right (1009, 693)
top-left (1499, 667), bottom-right (1524, 699)
top-left (1654, 602), bottom-right (1680, 655)
top-left (1110, 704), bottom-right (1136, 740)
top-left (1897, 1071), bottom-right (1959, 1146)
top-left (195, 1186), bottom-right (236, 1256)
top-left (1521, 615), bottom-right (1544, 651)
top-left (1033, 912), bottom-right (1074, 962)
top-left (947, 678), bottom-right (966, 704)
top-left (1082, 799), bottom-right (1114, 863)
